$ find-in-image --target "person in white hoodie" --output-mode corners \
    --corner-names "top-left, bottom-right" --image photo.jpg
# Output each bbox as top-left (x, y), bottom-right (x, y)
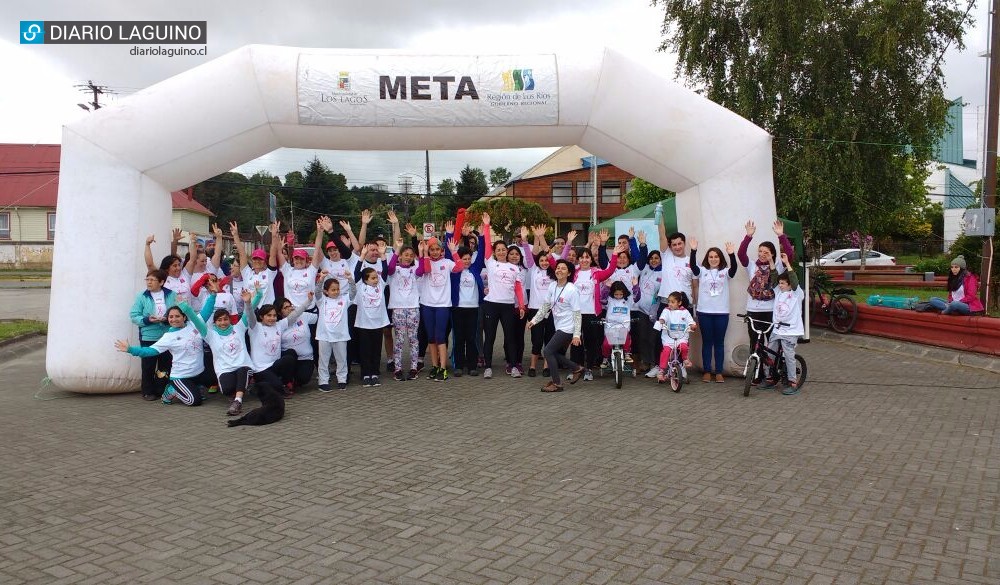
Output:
top-left (762, 253), bottom-right (805, 395)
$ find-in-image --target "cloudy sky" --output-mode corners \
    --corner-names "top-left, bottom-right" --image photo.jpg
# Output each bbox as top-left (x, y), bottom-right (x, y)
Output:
top-left (0, 0), bottom-right (991, 190)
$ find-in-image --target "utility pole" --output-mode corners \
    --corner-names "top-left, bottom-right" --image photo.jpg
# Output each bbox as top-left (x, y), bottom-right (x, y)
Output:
top-left (74, 80), bottom-right (109, 111)
top-left (425, 150), bottom-right (432, 225)
top-left (590, 155), bottom-right (598, 226)
top-left (982, 0), bottom-right (1000, 310)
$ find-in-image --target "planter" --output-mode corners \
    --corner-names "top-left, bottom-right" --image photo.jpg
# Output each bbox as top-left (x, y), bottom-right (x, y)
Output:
top-left (813, 303), bottom-right (1000, 356)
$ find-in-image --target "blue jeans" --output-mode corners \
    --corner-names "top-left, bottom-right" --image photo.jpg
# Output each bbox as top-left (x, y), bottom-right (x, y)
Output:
top-left (697, 312), bottom-right (729, 374)
top-left (928, 297), bottom-right (971, 315)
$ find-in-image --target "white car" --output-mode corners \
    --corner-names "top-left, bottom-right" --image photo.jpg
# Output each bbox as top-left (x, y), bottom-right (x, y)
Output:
top-left (817, 248), bottom-right (896, 267)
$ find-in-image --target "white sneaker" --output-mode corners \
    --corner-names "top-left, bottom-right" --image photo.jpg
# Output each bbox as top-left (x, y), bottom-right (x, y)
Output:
top-left (483, 368), bottom-right (493, 379)
top-left (645, 366), bottom-right (661, 378)
top-left (583, 369), bottom-right (594, 381)
top-left (510, 366), bottom-right (522, 378)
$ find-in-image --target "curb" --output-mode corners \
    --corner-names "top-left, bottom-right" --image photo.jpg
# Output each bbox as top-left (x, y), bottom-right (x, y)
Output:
top-left (807, 328), bottom-right (1000, 375)
top-left (0, 333), bottom-right (46, 364)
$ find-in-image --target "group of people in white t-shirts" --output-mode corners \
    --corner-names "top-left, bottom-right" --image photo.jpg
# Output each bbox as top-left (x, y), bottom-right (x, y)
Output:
top-left (118, 210), bottom-right (806, 417)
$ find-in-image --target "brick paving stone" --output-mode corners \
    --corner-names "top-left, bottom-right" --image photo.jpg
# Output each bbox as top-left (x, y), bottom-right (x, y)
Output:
top-left (1, 338), bottom-right (999, 584)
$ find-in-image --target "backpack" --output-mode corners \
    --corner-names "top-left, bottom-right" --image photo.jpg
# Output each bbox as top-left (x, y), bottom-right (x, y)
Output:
top-left (747, 266), bottom-right (775, 301)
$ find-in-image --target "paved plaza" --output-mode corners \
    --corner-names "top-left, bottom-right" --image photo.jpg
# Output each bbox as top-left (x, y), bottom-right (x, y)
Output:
top-left (1, 336), bottom-right (998, 585)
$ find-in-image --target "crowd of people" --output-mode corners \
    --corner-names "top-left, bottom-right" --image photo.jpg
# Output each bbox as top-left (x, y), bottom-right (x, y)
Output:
top-left (117, 209), bottom-right (806, 416)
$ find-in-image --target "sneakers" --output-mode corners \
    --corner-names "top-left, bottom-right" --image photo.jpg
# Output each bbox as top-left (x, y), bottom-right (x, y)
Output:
top-left (583, 369), bottom-right (594, 381)
top-left (504, 364), bottom-right (512, 375)
top-left (600, 358), bottom-right (610, 369)
top-left (702, 372), bottom-right (712, 383)
top-left (142, 394), bottom-right (159, 401)
top-left (226, 399), bottom-right (242, 416)
top-left (434, 368), bottom-right (448, 382)
top-left (542, 367), bottom-right (550, 377)
top-left (467, 368), bottom-right (479, 377)
top-left (715, 374), bottom-right (725, 383)
top-left (483, 368), bottom-right (493, 379)
top-left (528, 368), bottom-right (537, 377)
top-left (407, 369), bottom-right (418, 380)
top-left (372, 375), bottom-right (382, 387)
top-left (393, 370), bottom-right (405, 382)
top-left (161, 385), bottom-right (177, 404)
top-left (760, 378), bottom-right (779, 390)
top-left (476, 356), bottom-right (485, 368)
top-left (427, 366), bottom-right (438, 380)
top-left (453, 368), bottom-right (463, 377)
top-left (386, 360), bottom-right (394, 372)
top-left (416, 361), bottom-right (425, 373)
top-left (645, 365), bottom-right (661, 379)
top-left (337, 382), bottom-right (347, 390)
top-left (207, 385), bottom-right (219, 394)
top-left (362, 376), bottom-right (373, 388)
top-left (782, 381), bottom-right (800, 395)
top-left (511, 366), bottom-right (522, 378)
top-left (318, 383), bottom-right (332, 393)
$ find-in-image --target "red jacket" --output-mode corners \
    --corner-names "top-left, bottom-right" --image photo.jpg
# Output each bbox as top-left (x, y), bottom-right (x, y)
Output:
top-left (950, 272), bottom-right (984, 313)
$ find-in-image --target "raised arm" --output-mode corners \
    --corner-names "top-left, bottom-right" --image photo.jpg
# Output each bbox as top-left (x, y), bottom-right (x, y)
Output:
top-left (269, 221), bottom-right (281, 268)
top-left (482, 212), bottom-right (493, 260)
top-left (689, 236), bottom-right (700, 276)
top-left (388, 210), bottom-right (401, 250)
top-left (311, 218), bottom-right (326, 268)
top-left (357, 209), bottom-right (372, 250)
top-left (180, 300), bottom-right (208, 336)
top-left (635, 230), bottom-right (648, 271)
top-left (143, 234), bottom-right (157, 271)
top-left (230, 221), bottom-right (248, 273)
top-left (170, 228), bottom-right (182, 258)
top-left (773, 220), bottom-right (794, 263)
top-left (737, 220), bottom-right (756, 267)
top-left (519, 226), bottom-right (534, 268)
top-left (284, 293), bottom-right (312, 324)
top-left (183, 232), bottom-right (199, 275)
top-left (725, 242), bottom-right (738, 278)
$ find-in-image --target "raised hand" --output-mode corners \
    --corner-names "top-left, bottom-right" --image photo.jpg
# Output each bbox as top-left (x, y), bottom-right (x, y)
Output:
top-left (599, 229), bottom-right (609, 243)
top-left (566, 230), bottom-right (577, 245)
top-left (318, 216), bottom-right (333, 232)
top-left (338, 219), bottom-right (351, 232)
top-left (241, 289), bottom-right (252, 304)
top-left (269, 221), bottom-right (280, 235)
top-left (637, 230), bottom-right (647, 245)
top-left (376, 240), bottom-right (387, 257)
top-left (394, 237), bottom-right (404, 249)
top-left (444, 219), bottom-right (454, 233)
top-left (361, 209), bottom-right (372, 225)
top-left (689, 236), bottom-right (698, 251)
top-left (145, 234), bottom-right (156, 246)
top-left (532, 225), bottom-right (547, 238)
top-left (229, 221), bottom-right (240, 238)
top-left (519, 225), bottom-right (529, 240)
top-left (628, 226), bottom-right (635, 238)
top-left (417, 240), bottom-right (427, 256)
top-left (387, 209), bottom-right (398, 224)
top-left (744, 220), bottom-right (756, 236)
top-left (405, 223), bottom-right (418, 237)
top-left (725, 241), bottom-right (735, 255)
top-left (212, 223), bottom-right (223, 239)
top-left (172, 228), bottom-right (183, 242)
top-left (772, 219), bottom-right (784, 236)
top-left (461, 222), bottom-right (472, 236)
top-left (208, 278), bottom-right (221, 294)
top-left (339, 234), bottom-right (351, 247)
top-left (481, 212), bottom-right (491, 226)
top-left (780, 252), bottom-right (790, 265)
top-left (447, 240), bottom-right (458, 254)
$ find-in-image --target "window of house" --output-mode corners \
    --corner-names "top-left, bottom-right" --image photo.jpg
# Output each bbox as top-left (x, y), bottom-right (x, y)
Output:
top-left (602, 181), bottom-right (622, 203)
top-left (552, 181), bottom-right (573, 204)
top-left (568, 222), bottom-right (586, 245)
top-left (624, 180), bottom-right (633, 194)
top-left (577, 181), bottom-right (593, 204)
top-left (0, 212), bottom-right (10, 240)
top-left (47, 212), bottom-right (56, 241)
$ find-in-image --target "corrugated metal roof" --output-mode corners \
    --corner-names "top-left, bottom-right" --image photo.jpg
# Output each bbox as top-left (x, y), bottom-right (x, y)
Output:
top-left (933, 98), bottom-right (966, 166)
top-left (943, 167), bottom-right (976, 209)
top-left (0, 143), bottom-right (212, 215)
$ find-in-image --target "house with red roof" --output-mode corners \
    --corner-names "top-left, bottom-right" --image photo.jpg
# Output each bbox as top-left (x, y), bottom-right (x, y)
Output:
top-left (0, 144), bottom-right (214, 268)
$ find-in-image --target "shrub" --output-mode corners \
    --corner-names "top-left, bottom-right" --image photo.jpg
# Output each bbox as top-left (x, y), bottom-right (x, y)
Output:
top-left (912, 256), bottom-right (952, 275)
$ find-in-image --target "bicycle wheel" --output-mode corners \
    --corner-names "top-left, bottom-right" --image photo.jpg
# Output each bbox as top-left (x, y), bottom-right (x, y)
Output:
top-left (743, 355), bottom-right (758, 397)
top-left (613, 352), bottom-right (624, 389)
top-left (829, 295), bottom-right (858, 333)
top-left (670, 363), bottom-right (683, 392)
top-left (793, 355), bottom-right (807, 389)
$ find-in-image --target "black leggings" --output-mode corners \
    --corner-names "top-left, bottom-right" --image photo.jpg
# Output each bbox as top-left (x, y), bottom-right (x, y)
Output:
top-left (571, 313), bottom-right (604, 369)
top-left (281, 349), bottom-right (314, 386)
top-left (356, 327), bottom-right (383, 377)
top-left (543, 330), bottom-right (579, 385)
top-left (481, 300), bottom-right (515, 369)
top-left (527, 309), bottom-right (555, 356)
top-left (254, 352), bottom-right (297, 388)
top-left (510, 309), bottom-right (528, 367)
top-left (140, 339), bottom-right (171, 398)
top-left (452, 307), bottom-right (479, 370)
top-left (218, 367), bottom-right (251, 397)
top-left (746, 309), bottom-right (773, 378)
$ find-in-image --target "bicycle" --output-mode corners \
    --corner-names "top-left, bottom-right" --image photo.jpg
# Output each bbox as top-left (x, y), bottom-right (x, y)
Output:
top-left (601, 318), bottom-right (635, 389)
top-left (738, 313), bottom-right (808, 397)
top-left (655, 322), bottom-right (692, 393)
top-left (810, 269), bottom-right (858, 333)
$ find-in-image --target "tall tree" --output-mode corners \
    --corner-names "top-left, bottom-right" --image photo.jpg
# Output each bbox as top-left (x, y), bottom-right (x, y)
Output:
top-left (654, 0), bottom-right (971, 240)
top-left (489, 167), bottom-right (512, 188)
top-left (454, 165), bottom-right (489, 213)
top-left (624, 178), bottom-right (674, 211)
top-left (296, 157), bottom-right (356, 242)
top-left (466, 198), bottom-right (553, 241)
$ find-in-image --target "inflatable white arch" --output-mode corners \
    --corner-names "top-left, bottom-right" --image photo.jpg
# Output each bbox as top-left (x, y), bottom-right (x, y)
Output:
top-left (49, 45), bottom-right (776, 393)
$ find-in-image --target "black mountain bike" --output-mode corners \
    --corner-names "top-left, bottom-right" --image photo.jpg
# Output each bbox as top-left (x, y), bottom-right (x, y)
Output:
top-left (738, 314), bottom-right (807, 397)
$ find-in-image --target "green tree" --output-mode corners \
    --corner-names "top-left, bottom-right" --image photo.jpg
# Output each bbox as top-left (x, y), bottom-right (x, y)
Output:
top-left (466, 198), bottom-right (553, 241)
top-left (489, 167), bottom-right (512, 188)
top-left (624, 178), bottom-right (674, 211)
top-left (654, 0), bottom-right (971, 240)
top-left (296, 157), bottom-right (356, 242)
top-left (455, 165), bottom-right (489, 212)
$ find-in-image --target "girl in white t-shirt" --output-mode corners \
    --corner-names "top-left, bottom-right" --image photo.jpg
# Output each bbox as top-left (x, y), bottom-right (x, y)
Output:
top-left (247, 292), bottom-right (310, 397)
top-left (314, 275), bottom-right (355, 391)
top-left (354, 263), bottom-right (390, 387)
top-left (387, 242), bottom-right (421, 381)
top-left (416, 238), bottom-right (463, 381)
top-left (655, 291), bottom-right (697, 383)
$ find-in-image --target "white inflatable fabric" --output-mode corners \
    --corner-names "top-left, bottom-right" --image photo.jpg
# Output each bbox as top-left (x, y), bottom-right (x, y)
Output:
top-left (48, 45), bottom-right (776, 393)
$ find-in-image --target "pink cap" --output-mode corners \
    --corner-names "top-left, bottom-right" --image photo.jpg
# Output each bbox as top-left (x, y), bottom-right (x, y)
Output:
top-left (251, 249), bottom-right (267, 260)
top-left (325, 241), bottom-right (338, 249)
top-left (292, 249), bottom-right (309, 259)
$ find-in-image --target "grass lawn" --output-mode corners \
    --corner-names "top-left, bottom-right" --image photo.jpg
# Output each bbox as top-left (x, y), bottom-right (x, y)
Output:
top-left (0, 320), bottom-right (47, 342)
top-left (843, 285), bottom-right (1000, 318)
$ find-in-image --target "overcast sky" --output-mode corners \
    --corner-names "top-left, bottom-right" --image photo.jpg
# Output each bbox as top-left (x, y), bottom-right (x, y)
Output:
top-left (0, 0), bottom-right (991, 190)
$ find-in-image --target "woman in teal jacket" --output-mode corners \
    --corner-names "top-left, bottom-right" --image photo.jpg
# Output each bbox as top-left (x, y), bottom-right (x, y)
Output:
top-left (129, 269), bottom-right (178, 400)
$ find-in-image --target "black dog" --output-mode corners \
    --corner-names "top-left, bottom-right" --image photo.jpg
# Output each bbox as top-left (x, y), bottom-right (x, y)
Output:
top-left (227, 381), bottom-right (285, 427)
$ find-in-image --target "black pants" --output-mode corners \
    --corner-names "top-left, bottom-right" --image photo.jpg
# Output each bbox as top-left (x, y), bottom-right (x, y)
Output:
top-left (254, 352), bottom-right (296, 388)
top-left (481, 300), bottom-right (515, 369)
top-left (571, 313), bottom-right (604, 369)
top-left (347, 304), bottom-right (359, 364)
top-left (140, 339), bottom-right (171, 397)
top-left (746, 309), bottom-right (773, 379)
top-left (510, 309), bottom-right (528, 367)
top-left (281, 349), bottom-right (314, 386)
top-left (218, 367), bottom-right (251, 397)
top-left (543, 330), bottom-right (578, 385)
top-left (631, 312), bottom-right (659, 367)
top-left (527, 309), bottom-right (555, 356)
top-left (452, 307), bottom-right (480, 370)
top-left (356, 327), bottom-right (383, 377)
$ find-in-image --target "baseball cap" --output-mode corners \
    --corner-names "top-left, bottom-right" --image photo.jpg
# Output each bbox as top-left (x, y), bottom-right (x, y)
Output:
top-left (292, 249), bottom-right (309, 259)
top-left (251, 249), bottom-right (267, 260)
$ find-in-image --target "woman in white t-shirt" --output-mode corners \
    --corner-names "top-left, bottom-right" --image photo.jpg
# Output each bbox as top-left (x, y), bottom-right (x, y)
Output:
top-left (232, 220), bottom-right (280, 306)
top-left (144, 232), bottom-right (197, 304)
top-left (416, 238), bottom-right (464, 381)
top-left (528, 259), bottom-right (584, 392)
top-left (689, 237), bottom-right (739, 383)
top-left (526, 249), bottom-right (555, 377)
top-left (479, 213), bottom-right (527, 379)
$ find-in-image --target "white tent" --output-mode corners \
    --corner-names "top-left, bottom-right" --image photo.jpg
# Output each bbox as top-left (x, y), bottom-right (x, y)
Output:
top-left (49, 45), bottom-right (776, 392)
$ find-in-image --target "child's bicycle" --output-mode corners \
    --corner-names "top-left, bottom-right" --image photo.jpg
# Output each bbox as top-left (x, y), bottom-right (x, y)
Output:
top-left (737, 313), bottom-right (808, 397)
top-left (655, 322), bottom-right (692, 393)
top-left (600, 318), bottom-right (636, 389)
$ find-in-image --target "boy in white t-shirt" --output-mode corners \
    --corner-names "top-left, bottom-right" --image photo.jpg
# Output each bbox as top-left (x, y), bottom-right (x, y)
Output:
top-left (762, 253), bottom-right (804, 395)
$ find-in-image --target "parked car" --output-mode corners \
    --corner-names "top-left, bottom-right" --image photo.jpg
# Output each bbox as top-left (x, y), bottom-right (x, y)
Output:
top-left (817, 249), bottom-right (895, 267)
